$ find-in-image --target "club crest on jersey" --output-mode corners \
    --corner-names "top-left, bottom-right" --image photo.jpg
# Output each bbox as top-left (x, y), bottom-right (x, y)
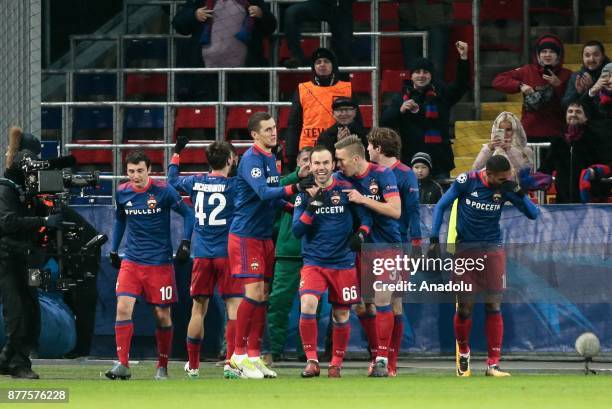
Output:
top-left (147, 195), bottom-right (157, 209)
top-left (493, 192), bottom-right (502, 203)
top-left (251, 168), bottom-right (262, 178)
top-left (250, 258), bottom-right (260, 272)
top-left (369, 178), bottom-right (379, 195)
top-left (331, 191), bottom-right (341, 205)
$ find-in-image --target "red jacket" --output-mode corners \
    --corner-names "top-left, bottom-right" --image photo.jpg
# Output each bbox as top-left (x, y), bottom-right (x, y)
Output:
top-left (493, 34), bottom-right (572, 139)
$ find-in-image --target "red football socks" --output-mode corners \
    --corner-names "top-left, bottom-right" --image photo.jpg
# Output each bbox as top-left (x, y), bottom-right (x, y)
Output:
top-left (234, 297), bottom-right (258, 355)
top-left (486, 311), bottom-right (503, 366)
top-left (299, 313), bottom-right (318, 361)
top-left (358, 312), bottom-right (378, 358)
top-left (155, 325), bottom-right (173, 368)
top-left (388, 314), bottom-right (404, 370)
top-left (186, 336), bottom-right (201, 369)
top-left (330, 320), bottom-right (350, 367)
top-left (247, 303), bottom-right (267, 358)
top-left (454, 313), bottom-right (472, 355)
top-left (115, 320), bottom-right (133, 367)
top-left (375, 306), bottom-right (394, 359)
top-left (225, 319), bottom-right (236, 360)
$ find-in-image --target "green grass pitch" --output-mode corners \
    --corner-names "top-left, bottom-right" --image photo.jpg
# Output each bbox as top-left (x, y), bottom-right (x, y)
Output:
top-left (1, 362), bottom-right (611, 409)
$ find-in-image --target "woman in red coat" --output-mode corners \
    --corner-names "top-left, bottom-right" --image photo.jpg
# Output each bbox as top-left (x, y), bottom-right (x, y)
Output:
top-left (493, 34), bottom-right (572, 143)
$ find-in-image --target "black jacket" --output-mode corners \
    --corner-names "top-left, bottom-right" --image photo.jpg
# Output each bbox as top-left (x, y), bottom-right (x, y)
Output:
top-left (540, 126), bottom-right (611, 203)
top-left (381, 59), bottom-right (470, 173)
top-left (316, 121), bottom-right (368, 158)
top-left (172, 0), bottom-right (277, 69)
top-left (418, 177), bottom-right (443, 204)
top-left (0, 180), bottom-right (45, 259)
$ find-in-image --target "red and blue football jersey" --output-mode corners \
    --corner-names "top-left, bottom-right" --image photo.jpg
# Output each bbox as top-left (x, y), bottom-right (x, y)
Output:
top-left (390, 160), bottom-right (422, 243)
top-left (112, 179), bottom-right (194, 265)
top-left (431, 170), bottom-right (540, 243)
top-left (338, 163), bottom-right (401, 244)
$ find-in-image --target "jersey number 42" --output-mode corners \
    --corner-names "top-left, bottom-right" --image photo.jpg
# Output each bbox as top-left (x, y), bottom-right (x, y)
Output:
top-left (194, 192), bottom-right (226, 226)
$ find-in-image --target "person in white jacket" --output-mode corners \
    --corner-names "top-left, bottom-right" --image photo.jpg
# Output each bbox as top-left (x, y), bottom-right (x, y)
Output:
top-left (472, 112), bottom-right (534, 177)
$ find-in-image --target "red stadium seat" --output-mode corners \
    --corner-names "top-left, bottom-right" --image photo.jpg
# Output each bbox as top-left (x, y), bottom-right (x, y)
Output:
top-left (278, 73), bottom-right (311, 100)
top-left (381, 70), bottom-right (409, 94)
top-left (481, 0), bottom-right (523, 21)
top-left (226, 106), bottom-right (267, 140)
top-left (359, 105), bottom-right (373, 129)
top-left (353, 2), bottom-right (370, 24)
top-left (349, 72), bottom-right (372, 94)
top-left (70, 139), bottom-right (113, 165)
top-left (380, 2), bottom-right (399, 31)
top-left (125, 74), bottom-right (167, 98)
top-left (174, 107), bottom-right (216, 141)
top-left (278, 107), bottom-right (291, 130)
top-left (380, 37), bottom-right (404, 70)
top-left (122, 140), bottom-right (164, 167)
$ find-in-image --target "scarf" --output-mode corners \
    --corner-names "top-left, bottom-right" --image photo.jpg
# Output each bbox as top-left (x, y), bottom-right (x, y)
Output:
top-left (199, 0), bottom-right (254, 46)
top-left (403, 82), bottom-right (442, 144)
top-left (599, 88), bottom-right (612, 106)
top-left (563, 124), bottom-right (585, 144)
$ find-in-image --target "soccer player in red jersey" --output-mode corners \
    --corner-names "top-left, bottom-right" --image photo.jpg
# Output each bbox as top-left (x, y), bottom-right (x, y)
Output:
top-left (105, 151), bottom-right (194, 380)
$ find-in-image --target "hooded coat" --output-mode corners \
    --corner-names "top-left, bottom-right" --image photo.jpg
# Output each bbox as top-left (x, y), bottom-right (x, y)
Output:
top-left (493, 34), bottom-right (572, 139)
top-left (562, 48), bottom-right (610, 108)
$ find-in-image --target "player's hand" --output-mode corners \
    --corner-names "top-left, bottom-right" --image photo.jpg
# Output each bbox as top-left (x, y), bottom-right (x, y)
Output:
top-left (109, 251), bottom-right (122, 269)
top-left (349, 228), bottom-right (367, 252)
top-left (195, 7), bottom-right (213, 22)
top-left (426, 236), bottom-right (440, 259)
top-left (174, 135), bottom-right (189, 154)
top-left (248, 5), bottom-right (263, 18)
top-left (306, 188), bottom-right (324, 213)
top-left (175, 240), bottom-right (191, 263)
top-left (500, 180), bottom-right (524, 197)
top-left (293, 175), bottom-right (315, 193)
top-left (45, 213), bottom-right (64, 229)
top-left (343, 188), bottom-right (366, 204)
top-left (455, 41), bottom-right (469, 60)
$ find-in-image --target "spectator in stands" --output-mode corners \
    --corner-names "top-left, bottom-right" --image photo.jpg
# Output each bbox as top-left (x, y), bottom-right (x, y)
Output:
top-left (399, 0), bottom-right (453, 77)
top-left (562, 41), bottom-right (609, 108)
top-left (282, 0), bottom-right (355, 68)
top-left (285, 48), bottom-right (362, 170)
top-left (539, 101), bottom-right (610, 203)
top-left (581, 62), bottom-right (612, 123)
top-left (493, 34), bottom-right (572, 143)
top-left (411, 152), bottom-right (443, 204)
top-left (317, 97), bottom-right (368, 158)
top-left (472, 111), bottom-right (534, 175)
top-left (381, 41), bottom-right (470, 180)
top-left (172, 0), bottom-right (277, 101)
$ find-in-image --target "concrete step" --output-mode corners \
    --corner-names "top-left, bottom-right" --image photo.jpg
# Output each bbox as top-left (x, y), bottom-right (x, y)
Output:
top-left (531, 13), bottom-right (572, 27)
top-left (481, 102), bottom-right (522, 121)
top-left (607, 6), bottom-right (612, 24)
top-left (582, 10), bottom-right (605, 26)
top-left (530, 26), bottom-right (574, 44)
top-left (450, 102), bottom-right (475, 122)
top-left (564, 63), bottom-right (581, 72)
top-left (506, 93), bottom-right (523, 102)
top-left (580, 25), bottom-right (612, 42)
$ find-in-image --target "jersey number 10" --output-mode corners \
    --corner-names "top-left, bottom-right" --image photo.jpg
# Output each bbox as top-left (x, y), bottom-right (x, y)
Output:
top-left (195, 192), bottom-right (227, 226)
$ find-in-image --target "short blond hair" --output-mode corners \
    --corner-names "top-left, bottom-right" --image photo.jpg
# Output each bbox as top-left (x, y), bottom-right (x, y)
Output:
top-left (334, 135), bottom-right (365, 158)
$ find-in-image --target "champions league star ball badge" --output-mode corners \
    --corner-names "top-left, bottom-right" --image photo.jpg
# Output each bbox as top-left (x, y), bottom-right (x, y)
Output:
top-left (369, 179), bottom-right (379, 195)
top-left (250, 259), bottom-right (260, 272)
top-left (331, 191), bottom-right (341, 205)
top-left (147, 195), bottom-right (157, 209)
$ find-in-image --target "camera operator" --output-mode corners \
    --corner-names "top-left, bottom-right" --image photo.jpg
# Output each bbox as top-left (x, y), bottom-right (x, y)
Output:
top-left (0, 128), bottom-right (63, 379)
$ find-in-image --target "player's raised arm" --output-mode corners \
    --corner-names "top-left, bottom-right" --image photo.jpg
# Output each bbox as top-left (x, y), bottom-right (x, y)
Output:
top-left (500, 181), bottom-right (540, 220)
top-left (167, 136), bottom-right (197, 195)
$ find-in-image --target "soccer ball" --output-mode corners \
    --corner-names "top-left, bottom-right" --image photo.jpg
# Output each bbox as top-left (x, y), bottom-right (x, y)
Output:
top-left (575, 332), bottom-right (601, 358)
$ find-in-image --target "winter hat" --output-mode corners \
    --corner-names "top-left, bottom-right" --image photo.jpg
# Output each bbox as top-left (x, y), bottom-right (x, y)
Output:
top-left (411, 152), bottom-right (433, 170)
top-left (332, 97), bottom-right (358, 111)
top-left (537, 38), bottom-right (562, 56)
top-left (311, 48), bottom-right (338, 73)
top-left (409, 57), bottom-right (434, 74)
